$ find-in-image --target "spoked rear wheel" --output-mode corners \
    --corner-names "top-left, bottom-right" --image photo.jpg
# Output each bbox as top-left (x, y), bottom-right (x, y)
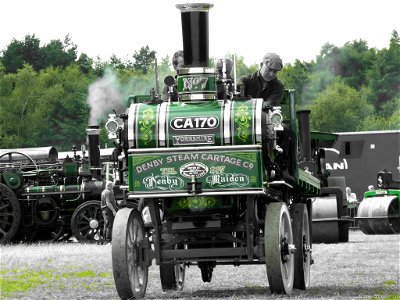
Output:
top-left (160, 260), bottom-right (185, 291)
top-left (0, 183), bottom-right (21, 243)
top-left (112, 208), bottom-right (148, 299)
top-left (265, 202), bottom-right (294, 294)
top-left (291, 203), bottom-right (311, 290)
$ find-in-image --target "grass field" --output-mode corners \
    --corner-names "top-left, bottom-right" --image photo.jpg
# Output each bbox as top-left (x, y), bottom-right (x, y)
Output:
top-left (0, 230), bottom-right (399, 299)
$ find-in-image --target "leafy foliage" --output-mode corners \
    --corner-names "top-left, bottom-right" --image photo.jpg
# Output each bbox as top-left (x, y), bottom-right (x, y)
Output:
top-left (0, 31), bottom-right (399, 149)
top-left (309, 80), bottom-right (374, 132)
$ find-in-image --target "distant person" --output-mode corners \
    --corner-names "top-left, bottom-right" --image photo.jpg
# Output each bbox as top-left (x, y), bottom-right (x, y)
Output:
top-left (239, 53), bottom-right (292, 183)
top-left (101, 181), bottom-right (118, 244)
top-left (161, 50), bottom-right (184, 101)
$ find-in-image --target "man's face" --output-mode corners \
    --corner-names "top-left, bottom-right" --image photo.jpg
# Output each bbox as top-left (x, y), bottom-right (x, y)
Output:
top-left (260, 61), bottom-right (279, 82)
top-left (174, 56), bottom-right (184, 71)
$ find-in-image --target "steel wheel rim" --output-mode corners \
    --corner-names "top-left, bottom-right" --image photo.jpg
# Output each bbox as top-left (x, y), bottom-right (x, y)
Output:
top-left (265, 202), bottom-right (294, 294)
top-left (127, 216), bottom-right (146, 293)
top-left (174, 262), bottom-right (185, 290)
top-left (71, 201), bottom-right (103, 242)
top-left (301, 207), bottom-right (311, 287)
top-left (279, 209), bottom-right (294, 288)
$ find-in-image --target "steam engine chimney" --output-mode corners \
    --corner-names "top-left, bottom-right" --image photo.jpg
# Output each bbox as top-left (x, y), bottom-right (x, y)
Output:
top-left (297, 110), bottom-right (312, 162)
top-left (86, 126), bottom-right (101, 179)
top-left (176, 3), bottom-right (213, 67)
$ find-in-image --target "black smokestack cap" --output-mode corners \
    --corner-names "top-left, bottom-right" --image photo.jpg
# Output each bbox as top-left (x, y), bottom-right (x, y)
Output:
top-left (176, 3), bottom-right (213, 67)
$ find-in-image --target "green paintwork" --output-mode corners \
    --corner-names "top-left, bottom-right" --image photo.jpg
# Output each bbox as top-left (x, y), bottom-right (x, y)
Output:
top-left (232, 100), bottom-right (254, 145)
top-left (128, 147), bottom-right (263, 194)
top-left (1, 172), bottom-right (23, 189)
top-left (364, 189), bottom-right (400, 199)
top-left (24, 184), bottom-right (82, 194)
top-left (297, 169), bottom-right (321, 195)
top-left (167, 101), bottom-right (223, 146)
top-left (177, 74), bottom-right (216, 94)
top-left (137, 104), bottom-right (157, 148)
top-left (167, 195), bottom-right (236, 214)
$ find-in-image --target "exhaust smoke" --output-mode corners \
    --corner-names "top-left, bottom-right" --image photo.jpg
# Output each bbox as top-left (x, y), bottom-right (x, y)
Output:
top-left (86, 69), bottom-right (125, 126)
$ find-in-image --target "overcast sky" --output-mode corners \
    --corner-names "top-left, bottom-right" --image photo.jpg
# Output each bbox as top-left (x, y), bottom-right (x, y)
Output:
top-left (1, 0), bottom-right (399, 66)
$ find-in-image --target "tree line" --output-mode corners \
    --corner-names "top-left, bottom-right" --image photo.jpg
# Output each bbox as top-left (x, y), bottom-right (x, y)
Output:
top-left (0, 31), bottom-right (399, 150)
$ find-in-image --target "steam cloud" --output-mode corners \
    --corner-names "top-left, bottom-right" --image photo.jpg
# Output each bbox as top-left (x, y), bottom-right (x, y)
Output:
top-left (86, 69), bottom-right (125, 126)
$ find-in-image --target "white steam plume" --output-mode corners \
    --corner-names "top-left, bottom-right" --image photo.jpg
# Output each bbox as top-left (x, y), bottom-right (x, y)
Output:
top-left (87, 69), bottom-right (124, 126)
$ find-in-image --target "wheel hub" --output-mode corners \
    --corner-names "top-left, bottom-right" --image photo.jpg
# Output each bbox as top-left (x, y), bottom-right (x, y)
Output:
top-left (89, 219), bottom-right (99, 229)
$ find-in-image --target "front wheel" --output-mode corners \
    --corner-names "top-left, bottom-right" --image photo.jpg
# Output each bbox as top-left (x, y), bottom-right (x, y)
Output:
top-left (112, 208), bottom-right (148, 299)
top-left (70, 200), bottom-right (103, 243)
top-left (265, 202), bottom-right (294, 294)
top-left (291, 203), bottom-right (311, 290)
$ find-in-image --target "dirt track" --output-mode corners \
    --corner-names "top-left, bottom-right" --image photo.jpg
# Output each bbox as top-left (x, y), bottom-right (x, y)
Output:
top-left (1, 230), bottom-right (399, 299)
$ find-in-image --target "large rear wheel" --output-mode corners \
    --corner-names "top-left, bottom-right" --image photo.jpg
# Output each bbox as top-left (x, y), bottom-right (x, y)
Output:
top-left (291, 203), bottom-right (311, 290)
top-left (160, 234), bottom-right (185, 291)
top-left (160, 260), bottom-right (185, 291)
top-left (265, 202), bottom-right (294, 294)
top-left (112, 208), bottom-right (148, 299)
top-left (0, 183), bottom-right (20, 243)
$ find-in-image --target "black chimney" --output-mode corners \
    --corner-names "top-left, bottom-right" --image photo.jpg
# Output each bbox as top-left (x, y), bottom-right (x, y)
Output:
top-left (297, 110), bottom-right (312, 162)
top-left (176, 3), bottom-right (213, 67)
top-left (86, 126), bottom-right (101, 178)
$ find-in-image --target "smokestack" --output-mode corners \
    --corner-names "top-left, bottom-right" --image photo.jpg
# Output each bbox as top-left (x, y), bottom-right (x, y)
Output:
top-left (176, 3), bottom-right (213, 67)
top-left (86, 126), bottom-right (101, 178)
top-left (297, 110), bottom-right (312, 162)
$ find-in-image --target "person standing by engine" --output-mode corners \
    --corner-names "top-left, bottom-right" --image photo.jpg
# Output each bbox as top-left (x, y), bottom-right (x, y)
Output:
top-left (239, 53), bottom-right (293, 182)
top-left (101, 181), bottom-right (118, 244)
top-left (161, 50), bottom-right (184, 101)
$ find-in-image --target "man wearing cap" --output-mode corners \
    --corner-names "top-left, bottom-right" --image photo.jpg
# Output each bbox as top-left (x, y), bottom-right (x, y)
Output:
top-left (101, 181), bottom-right (119, 244)
top-left (239, 53), bottom-right (293, 183)
top-left (240, 53), bottom-right (285, 106)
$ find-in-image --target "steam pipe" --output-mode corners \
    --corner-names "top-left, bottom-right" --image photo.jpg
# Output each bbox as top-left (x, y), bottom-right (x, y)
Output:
top-left (176, 3), bottom-right (213, 67)
top-left (297, 110), bottom-right (312, 161)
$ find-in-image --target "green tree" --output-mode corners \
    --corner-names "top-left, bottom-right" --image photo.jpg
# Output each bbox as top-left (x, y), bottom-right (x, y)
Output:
top-left (331, 39), bottom-right (376, 90)
top-left (41, 35), bottom-right (78, 69)
top-left (0, 64), bottom-right (46, 147)
top-left (366, 30), bottom-right (400, 111)
top-left (1, 38), bottom-right (28, 73)
top-left (279, 59), bottom-right (311, 107)
top-left (132, 45), bottom-right (156, 74)
top-left (362, 98), bottom-right (400, 130)
top-left (309, 80), bottom-right (374, 132)
top-left (76, 53), bottom-right (94, 75)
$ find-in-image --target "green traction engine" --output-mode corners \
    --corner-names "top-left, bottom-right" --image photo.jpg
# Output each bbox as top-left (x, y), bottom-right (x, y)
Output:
top-left (105, 3), bottom-right (339, 298)
top-left (0, 127), bottom-right (111, 243)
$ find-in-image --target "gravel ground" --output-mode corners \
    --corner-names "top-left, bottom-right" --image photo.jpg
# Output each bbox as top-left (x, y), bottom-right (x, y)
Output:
top-left (1, 230), bottom-right (399, 299)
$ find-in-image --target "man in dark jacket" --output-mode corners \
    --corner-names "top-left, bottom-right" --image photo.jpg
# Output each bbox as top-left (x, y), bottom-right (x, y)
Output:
top-left (239, 53), bottom-right (293, 183)
top-left (101, 181), bottom-right (118, 243)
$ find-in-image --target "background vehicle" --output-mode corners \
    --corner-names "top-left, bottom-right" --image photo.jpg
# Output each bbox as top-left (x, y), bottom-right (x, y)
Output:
top-left (105, 3), bottom-right (349, 298)
top-left (356, 169), bottom-right (400, 234)
top-left (0, 127), bottom-right (119, 243)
